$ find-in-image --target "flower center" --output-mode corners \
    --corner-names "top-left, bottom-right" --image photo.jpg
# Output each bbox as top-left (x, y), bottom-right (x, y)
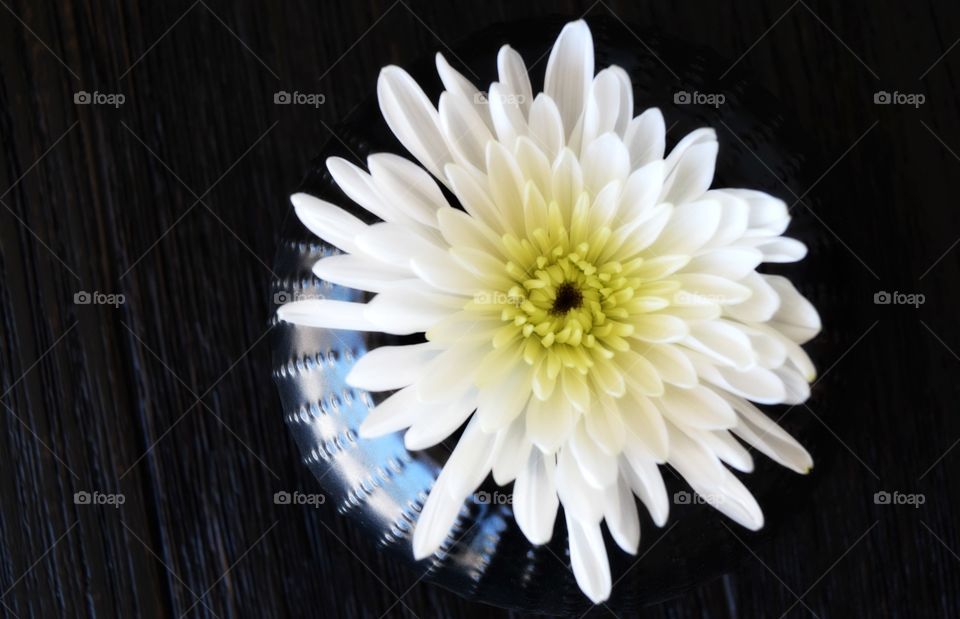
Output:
top-left (463, 192), bottom-right (651, 378)
top-left (550, 282), bottom-right (583, 315)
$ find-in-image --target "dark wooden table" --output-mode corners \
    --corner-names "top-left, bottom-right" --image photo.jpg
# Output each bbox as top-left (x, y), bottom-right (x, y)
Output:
top-left (1, 1), bottom-right (958, 616)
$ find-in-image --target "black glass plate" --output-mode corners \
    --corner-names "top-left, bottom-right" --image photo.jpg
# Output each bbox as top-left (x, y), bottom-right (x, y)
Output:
top-left (270, 15), bottom-right (837, 614)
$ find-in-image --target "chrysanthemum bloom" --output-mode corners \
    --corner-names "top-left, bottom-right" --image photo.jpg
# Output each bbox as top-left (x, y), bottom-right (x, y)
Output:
top-left (278, 20), bottom-right (821, 602)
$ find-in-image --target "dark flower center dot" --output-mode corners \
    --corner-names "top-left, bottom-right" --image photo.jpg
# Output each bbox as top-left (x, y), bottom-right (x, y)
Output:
top-left (551, 281), bottom-right (584, 315)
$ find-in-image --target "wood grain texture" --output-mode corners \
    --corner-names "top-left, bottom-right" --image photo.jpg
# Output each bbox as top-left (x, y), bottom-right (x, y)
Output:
top-left (0, 0), bottom-right (958, 617)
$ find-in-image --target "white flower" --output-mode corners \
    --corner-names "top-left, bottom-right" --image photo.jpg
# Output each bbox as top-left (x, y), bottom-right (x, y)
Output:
top-left (278, 20), bottom-right (821, 603)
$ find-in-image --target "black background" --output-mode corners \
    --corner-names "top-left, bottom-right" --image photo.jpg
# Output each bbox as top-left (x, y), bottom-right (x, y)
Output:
top-left (1, 1), bottom-right (958, 617)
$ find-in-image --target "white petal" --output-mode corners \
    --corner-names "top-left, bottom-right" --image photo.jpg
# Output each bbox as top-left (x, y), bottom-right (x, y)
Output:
top-left (619, 161), bottom-right (664, 223)
top-left (604, 476), bottom-right (640, 553)
top-left (580, 69), bottom-right (622, 151)
top-left (513, 136), bottom-right (552, 195)
top-left (277, 299), bottom-right (377, 331)
top-left (544, 20), bottom-right (593, 140)
top-left (550, 148), bottom-right (584, 215)
top-left (719, 391), bottom-right (813, 473)
top-left (747, 328), bottom-right (789, 369)
top-left (427, 310), bottom-right (501, 346)
top-left (404, 388), bottom-right (478, 450)
top-left (660, 128), bottom-right (717, 204)
top-left (439, 91), bottom-right (493, 171)
top-left (514, 450), bottom-right (560, 544)
top-left (620, 350), bottom-right (664, 397)
top-left (346, 342), bottom-right (441, 392)
top-left (570, 419), bottom-right (618, 489)
top-left (364, 288), bottom-right (461, 335)
top-left (378, 66), bottom-right (451, 181)
top-left (411, 474), bottom-right (463, 560)
top-left (497, 45), bottom-right (533, 116)
top-left (618, 203), bottom-right (673, 255)
top-left (688, 353), bottom-right (786, 404)
top-left (290, 193), bottom-right (366, 254)
top-left (328, 157), bottom-right (409, 225)
top-left (644, 343), bottom-right (698, 388)
top-left (435, 53), bottom-right (492, 131)
top-left (630, 312), bottom-right (689, 344)
top-left (764, 276), bottom-right (821, 343)
top-left (485, 141), bottom-right (526, 233)
top-left (674, 273), bottom-right (753, 306)
top-left (476, 361), bottom-right (533, 432)
top-left (616, 391), bottom-right (668, 461)
top-left (619, 451), bottom-right (669, 526)
top-left (359, 385), bottom-right (442, 437)
top-left (744, 236), bottom-right (808, 263)
top-left (649, 199), bottom-right (721, 255)
top-left (659, 384), bottom-right (737, 429)
top-left (609, 66), bottom-right (634, 137)
top-left (444, 163), bottom-right (503, 231)
top-left (487, 82), bottom-right (528, 149)
top-left (415, 342), bottom-right (487, 402)
top-left (410, 254), bottom-right (485, 295)
top-left (685, 319), bottom-right (757, 370)
top-left (679, 427), bottom-right (754, 473)
top-left (750, 323), bottom-right (817, 380)
top-left (661, 142), bottom-right (717, 205)
top-left (436, 206), bottom-right (502, 257)
top-left (492, 415), bottom-right (534, 484)
top-left (566, 513), bottom-right (612, 603)
top-left (701, 190), bottom-right (750, 248)
top-left (556, 446), bottom-right (604, 522)
top-left (443, 417), bottom-right (497, 498)
top-left (552, 375), bottom-right (584, 420)
top-left (584, 397), bottom-right (626, 455)
top-left (774, 366), bottom-right (811, 404)
top-left (724, 271), bottom-right (781, 323)
top-left (354, 221), bottom-right (443, 265)
top-left (312, 254), bottom-right (412, 293)
top-left (666, 424), bottom-right (764, 530)
top-left (527, 94), bottom-right (565, 162)
top-left (684, 247), bottom-right (763, 281)
top-left (581, 133), bottom-right (630, 194)
top-left (587, 180), bottom-right (622, 231)
top-left (623, 107), bottom-right (666, 167)
top-left (525, 387), bottom-right (575, 453)
top-left (367, 153), bottom-right (450, 227)
top-left (723, 189), bottom-right (790, 237)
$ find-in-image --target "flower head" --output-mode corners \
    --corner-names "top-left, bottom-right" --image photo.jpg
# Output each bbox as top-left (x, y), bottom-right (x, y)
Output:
top-left (279, 20), bottom-right (821, 602)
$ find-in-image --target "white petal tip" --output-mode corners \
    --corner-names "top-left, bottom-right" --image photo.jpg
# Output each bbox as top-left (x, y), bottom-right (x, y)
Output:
top-left (289, 192), bottom-right (310, 208)
top-left (411, 539), bottom-right (436, 561)
top-left (583, 586), bottom-right (611, 604)
top-left (356, 421), bottom-right (382, 439)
